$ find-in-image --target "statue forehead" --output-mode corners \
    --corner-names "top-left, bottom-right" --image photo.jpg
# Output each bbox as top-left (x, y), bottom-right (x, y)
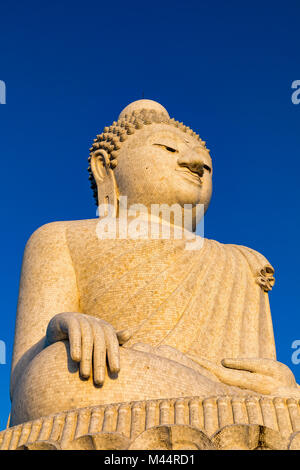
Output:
top-left (124, 122), bottom-right (202, 146)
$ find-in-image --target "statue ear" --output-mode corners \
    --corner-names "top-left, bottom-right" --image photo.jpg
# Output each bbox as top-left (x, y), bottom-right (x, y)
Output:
top-left (90, 150), bottom-right (119, 217)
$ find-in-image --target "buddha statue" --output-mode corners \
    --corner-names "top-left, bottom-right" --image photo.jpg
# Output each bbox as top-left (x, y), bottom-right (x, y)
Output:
top-left (9, 99), bottom-right (300, 429)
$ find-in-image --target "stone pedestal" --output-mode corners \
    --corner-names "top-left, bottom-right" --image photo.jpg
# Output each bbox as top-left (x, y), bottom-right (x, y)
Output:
top-left (1, 395), bottom-right (300, 450)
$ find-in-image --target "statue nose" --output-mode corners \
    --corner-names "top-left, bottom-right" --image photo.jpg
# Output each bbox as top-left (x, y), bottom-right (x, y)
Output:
top-left (177, 152), bottom-right (205, 177)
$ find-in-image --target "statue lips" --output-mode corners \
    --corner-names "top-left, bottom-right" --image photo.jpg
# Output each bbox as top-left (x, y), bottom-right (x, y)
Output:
top-left (175, 166), bottom-right (203, 186)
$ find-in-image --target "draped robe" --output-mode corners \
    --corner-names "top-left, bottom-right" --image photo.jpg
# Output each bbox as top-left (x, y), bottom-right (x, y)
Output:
top-left (67, 219), bottom-right (276, 366)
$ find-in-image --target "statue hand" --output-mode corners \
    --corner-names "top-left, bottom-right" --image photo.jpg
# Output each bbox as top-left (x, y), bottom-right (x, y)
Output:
top-left (46, 312), bottom-right (131, 386)
top-left (192, 356), bottom-right (298, 395)
top-left (218, 358), bottom-right (297, 395)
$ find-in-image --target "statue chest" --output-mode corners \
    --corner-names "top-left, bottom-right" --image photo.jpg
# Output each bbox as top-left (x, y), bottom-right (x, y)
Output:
top-left (68, 236), bottom-right (201, 330)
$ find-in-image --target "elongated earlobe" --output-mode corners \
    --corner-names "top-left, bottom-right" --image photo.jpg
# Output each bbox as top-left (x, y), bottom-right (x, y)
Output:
top-left (90, 150), bottom-right (119, 217)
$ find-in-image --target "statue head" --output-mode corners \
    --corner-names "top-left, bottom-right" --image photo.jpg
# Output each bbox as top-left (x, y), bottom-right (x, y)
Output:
top-left (88, 100), bottom-right (213, 227)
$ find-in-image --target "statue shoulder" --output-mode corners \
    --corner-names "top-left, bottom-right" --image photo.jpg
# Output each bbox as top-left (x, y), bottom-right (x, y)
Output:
top-left (205, 239), bottom-right (275, 292)
top-left (25, 220), bottom-right (70, 252)
top-left (26, 218), bottom-right (98, 248)
top-left (227, 242), bottom-right (275, 292)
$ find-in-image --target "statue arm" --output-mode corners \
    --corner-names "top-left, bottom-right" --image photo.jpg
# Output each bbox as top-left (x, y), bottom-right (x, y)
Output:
top-left (10, 221), bottom-right (80, 398)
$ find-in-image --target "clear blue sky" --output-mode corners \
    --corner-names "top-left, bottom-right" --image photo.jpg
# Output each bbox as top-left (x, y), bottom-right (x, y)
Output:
top-left (0, 0), bottom-right (299, 429)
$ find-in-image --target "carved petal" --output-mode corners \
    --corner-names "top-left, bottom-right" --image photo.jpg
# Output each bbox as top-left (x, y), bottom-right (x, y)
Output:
top-left (65, 432), bottom-right (130, 450)
top-left (288, 431), bottom-right (300, 450)
top-left (212, 424), bottom-right (288, 450)
top-left (16, 440), bottom-right (61, 450)
top-left (129, 425), bottom-right (215, 450)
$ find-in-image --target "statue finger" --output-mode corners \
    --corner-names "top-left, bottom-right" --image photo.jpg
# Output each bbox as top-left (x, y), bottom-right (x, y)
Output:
top-left (117, 329), bottom-right (132, 345)
top-left (67, 316), bottom-right (82, 363)
top-left (189, 356), bottom-right (223, 374)
top-left (214, 366), bottom-right (276, 394)
top-left (91, 322), bottom-right (106, 386)
top-left (103, 324), bottom-right (120, 374)
top-left (211, 364), bottom-right (252, 384)
top-left (79, 317), bottom-right (93, 379)
top-left (221, 358), bottom-right (281, 377)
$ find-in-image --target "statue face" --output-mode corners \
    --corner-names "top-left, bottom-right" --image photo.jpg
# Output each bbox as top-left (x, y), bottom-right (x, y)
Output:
top-left (114, 124), bottom-right (213, 213)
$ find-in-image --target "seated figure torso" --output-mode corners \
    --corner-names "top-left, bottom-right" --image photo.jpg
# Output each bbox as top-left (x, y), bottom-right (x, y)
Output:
top-left (9, 218), bottom-right (277, 425)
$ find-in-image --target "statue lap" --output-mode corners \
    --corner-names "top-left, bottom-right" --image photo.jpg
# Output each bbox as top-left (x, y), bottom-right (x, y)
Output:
top-left (10, 340), bottom-right (243, 426)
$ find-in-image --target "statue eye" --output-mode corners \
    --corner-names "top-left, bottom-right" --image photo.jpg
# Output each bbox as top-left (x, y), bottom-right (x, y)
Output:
top-left (203, 164), bottom-right (212, 173)
top-left (153, 143), bottom-right (178, 153)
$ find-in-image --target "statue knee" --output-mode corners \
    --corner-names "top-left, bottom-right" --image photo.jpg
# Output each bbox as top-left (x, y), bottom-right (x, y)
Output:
top-left (10, 341), bottom-right (79, 425)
